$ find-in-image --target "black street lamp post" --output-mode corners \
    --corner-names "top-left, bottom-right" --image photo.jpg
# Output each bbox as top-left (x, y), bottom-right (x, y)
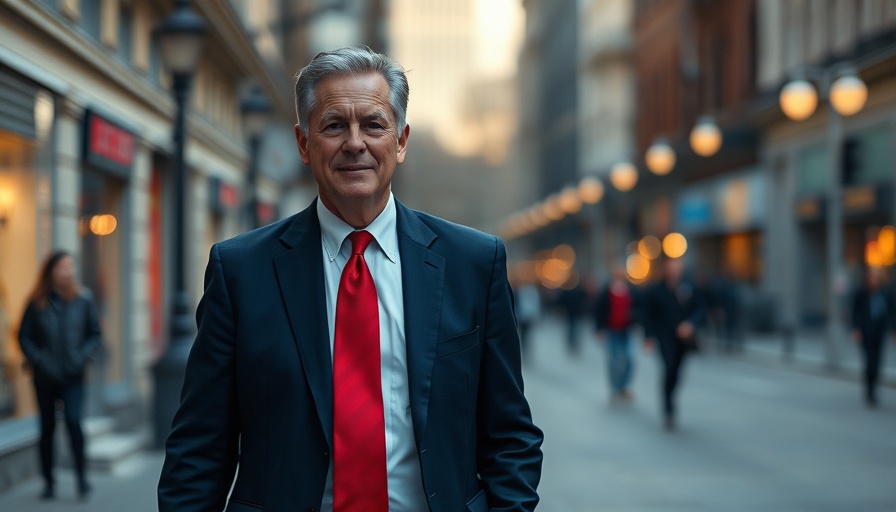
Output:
top-left (240, 85), bottom-right (272, 230)
top-left (151, 0), bottom-right (207, 449)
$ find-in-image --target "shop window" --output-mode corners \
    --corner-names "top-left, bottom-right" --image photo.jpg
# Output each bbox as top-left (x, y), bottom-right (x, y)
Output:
top-left (80, 0), bottom-right (102, 42)
top-left (118, 2), bottom-right (134, 65)
top-left (79, 170), bottom-right (125, 385)
top-left (797, 143), bottom-right (829, 196)
top-left (0, 132), bottom-right (41, 420)
top-left (149, 29), bottom-right (162, 86)
top-left (851, 126), bottom-right (893, 184)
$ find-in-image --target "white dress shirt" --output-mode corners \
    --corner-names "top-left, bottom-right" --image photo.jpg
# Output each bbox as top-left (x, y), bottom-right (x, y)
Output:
top-left (316, 194), bottom-right (428, 512)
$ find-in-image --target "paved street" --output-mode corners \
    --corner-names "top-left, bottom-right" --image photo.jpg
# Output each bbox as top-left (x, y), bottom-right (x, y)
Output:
top-left (527, 316), bottom-right (896, 512)
top-left (1, 316), bottom-right (895, 511)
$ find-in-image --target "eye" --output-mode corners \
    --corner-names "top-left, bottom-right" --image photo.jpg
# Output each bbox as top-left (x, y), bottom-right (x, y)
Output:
top-left (368, 122), bottom-right (385, 130)
top-left (324, 122), bottom-right (342, 131)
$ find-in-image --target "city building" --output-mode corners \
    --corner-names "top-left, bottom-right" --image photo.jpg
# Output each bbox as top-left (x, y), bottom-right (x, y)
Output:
top-left (0, 0), bottom-right (293, 490)
top-left (756, 0), bottom-right (896, 330)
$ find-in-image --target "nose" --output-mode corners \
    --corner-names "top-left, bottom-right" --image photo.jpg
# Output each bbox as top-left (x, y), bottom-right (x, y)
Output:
top-left (341, 124), bottom-right (366, 154)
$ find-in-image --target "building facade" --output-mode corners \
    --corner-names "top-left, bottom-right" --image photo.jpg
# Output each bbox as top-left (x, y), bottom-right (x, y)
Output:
top-left (757, 0), bottom-right (896, 330)
top-left (0, 0), bottom-right (293, 489)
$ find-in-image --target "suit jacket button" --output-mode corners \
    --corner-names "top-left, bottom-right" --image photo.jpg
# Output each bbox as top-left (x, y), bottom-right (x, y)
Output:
top-left (322, 450), bottom-right (329, 458)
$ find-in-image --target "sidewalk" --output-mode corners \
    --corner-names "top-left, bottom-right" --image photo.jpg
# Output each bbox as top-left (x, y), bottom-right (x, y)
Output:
top-left (0, 450), bottom-right (163, 512)
top-left (728, 329), bottom-right (896, 387)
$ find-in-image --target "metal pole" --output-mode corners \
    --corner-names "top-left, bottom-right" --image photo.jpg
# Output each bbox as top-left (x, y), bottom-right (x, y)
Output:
top-left (153, 73), bottom-right (197, 449)
top-left (248, 134), bottom-right (260, 230)
top-left (824, 88), bottom-right (844, 371)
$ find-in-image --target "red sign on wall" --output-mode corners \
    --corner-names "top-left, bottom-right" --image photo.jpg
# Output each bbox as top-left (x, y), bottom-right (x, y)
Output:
top-left (219, 183), bottom-right (239, 209)
top-left (83, 110), bottom-right (136, 177)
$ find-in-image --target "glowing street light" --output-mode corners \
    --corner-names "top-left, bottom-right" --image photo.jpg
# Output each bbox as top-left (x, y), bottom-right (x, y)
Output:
top-left (578, 177), bottom-right (605, 204)
top-left (689, 116), bottom-right (723, 157)
top-left (610, 162), bottom-right (638, 191)
top-left (829, 74), bottom-right (868, 117)
top-left (778, 67), bottom-right (867, 370)
top-left (779, 79), bottom-right (818, 121)
top-left (645, 138), bottom-right (676, 175)
top-left (662, 232), bottom-right (688, 259)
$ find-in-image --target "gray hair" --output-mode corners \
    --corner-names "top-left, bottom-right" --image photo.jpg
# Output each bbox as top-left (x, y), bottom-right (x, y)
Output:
top-left (294, 47), bottom-right (409, 135)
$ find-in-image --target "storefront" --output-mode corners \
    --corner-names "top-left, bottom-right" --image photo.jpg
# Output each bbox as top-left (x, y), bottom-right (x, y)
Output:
top-left (78, 108), bottom-right (136, 411)
top-left (793, 123), bottom-right (895, 327)
top-left (0, 65), bottom-right (55, 420)
top-left (675, 168), bottom-right (767, 283)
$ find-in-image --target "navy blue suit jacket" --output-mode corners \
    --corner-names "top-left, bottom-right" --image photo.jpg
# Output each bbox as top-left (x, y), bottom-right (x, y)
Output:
top-left (158, 200), bottom-right (543, 512)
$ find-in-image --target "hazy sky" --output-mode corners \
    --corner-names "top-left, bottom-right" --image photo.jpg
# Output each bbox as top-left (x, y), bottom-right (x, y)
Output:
top-left (391, 0), bottom-right (524, 156)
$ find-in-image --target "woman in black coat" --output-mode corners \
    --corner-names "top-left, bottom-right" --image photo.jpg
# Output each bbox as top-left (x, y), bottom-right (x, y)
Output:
top-left (851, 267), bottom-right (895, 407)
top-left (18, 251), bottom-right (102, 500)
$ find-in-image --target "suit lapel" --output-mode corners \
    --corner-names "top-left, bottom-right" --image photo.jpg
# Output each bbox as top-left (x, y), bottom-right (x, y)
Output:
top-left (396, 202), bottom-right (444, 442)
top-left (272, 202), bottom-right (334, 449)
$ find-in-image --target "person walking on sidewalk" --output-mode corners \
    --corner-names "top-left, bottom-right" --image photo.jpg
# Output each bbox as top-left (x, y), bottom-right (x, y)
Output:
top-left (850, 266), bottom-right (895, 408)
top-left (18, 251), bottom-right (102, 500)
top-left (643, 257), bottom-right (707, 430)
top-left (594, 264), bottom-right (640, 404)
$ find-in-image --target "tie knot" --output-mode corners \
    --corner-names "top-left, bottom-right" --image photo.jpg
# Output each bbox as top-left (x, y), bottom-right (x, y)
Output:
top-left (348, 230), bottom-right (374, 255)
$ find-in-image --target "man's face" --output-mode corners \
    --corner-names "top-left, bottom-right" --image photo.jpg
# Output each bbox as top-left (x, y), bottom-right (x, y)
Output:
top-left (295, 72), bottom-right (409, 219)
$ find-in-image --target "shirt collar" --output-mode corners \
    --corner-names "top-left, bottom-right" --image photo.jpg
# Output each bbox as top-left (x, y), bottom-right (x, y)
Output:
top-left (317, 193), bottom-right (398, 263)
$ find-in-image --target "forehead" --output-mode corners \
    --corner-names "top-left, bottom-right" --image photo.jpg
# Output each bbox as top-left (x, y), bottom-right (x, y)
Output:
top-left (313, 72), bottom-right (392, 116)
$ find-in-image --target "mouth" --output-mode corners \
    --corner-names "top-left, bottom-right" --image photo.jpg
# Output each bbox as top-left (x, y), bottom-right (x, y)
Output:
top-left (336, 164), bottom-right (374, 172)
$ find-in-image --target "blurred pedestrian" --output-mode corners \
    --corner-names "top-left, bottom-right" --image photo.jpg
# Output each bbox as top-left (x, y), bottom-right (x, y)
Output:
top-left (713, 267), bottom-right (742, 353)
top-left (557, 278), bottom-right (590, 356)
top-left (515, 278), bottom-right (542, 361)
top-left (643, 258), bottom-right (707, 430)
top-left (594, 264), bottom-right (639, 404)
top-left (850, 266), bottom-right (895, 408)
top-left (18, 250), bottom-right (102, 500)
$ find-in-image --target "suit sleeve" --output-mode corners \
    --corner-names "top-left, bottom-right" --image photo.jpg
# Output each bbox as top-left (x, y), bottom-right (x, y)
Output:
top-left (476, 238), bottom-right (544, 512)
top-left (158, 244), bottom-right (240, 512)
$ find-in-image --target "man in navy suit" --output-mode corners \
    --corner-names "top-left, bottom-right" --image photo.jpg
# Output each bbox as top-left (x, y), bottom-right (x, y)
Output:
top-left (158, 47), bottom-right (543, 512)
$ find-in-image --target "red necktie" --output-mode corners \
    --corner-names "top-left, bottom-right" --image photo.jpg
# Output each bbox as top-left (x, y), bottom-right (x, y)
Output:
top-left (333, 231), bottom-right (388, 512)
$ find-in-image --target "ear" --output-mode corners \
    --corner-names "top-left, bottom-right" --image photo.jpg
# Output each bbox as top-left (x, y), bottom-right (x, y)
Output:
top-left (295, 124), bottom-right (311, 165)
top-left (396, 124), bottom-right (410, 164)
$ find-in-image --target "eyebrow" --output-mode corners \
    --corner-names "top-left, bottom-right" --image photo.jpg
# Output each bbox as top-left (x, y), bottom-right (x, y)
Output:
top-left (361, 109), bottom-right (390, 122)
top-left (319, 109), bottom-right (390, 123)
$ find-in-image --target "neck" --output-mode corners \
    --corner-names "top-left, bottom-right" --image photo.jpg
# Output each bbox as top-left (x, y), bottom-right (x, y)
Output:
top-left (321, 195), bottom-right (389, 229)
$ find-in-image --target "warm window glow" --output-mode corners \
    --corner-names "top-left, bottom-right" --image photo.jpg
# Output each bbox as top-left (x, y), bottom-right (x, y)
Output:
top-left (876, 225), bottom-right (895, 266)
top-left (866, 240), bottom-right (883, 268)
top-left (89, 214), bottom-right (118, 236)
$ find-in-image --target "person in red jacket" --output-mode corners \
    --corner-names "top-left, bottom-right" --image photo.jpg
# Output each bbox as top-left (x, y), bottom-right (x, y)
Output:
top-left (594, 264), bottom-right (640, 404)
